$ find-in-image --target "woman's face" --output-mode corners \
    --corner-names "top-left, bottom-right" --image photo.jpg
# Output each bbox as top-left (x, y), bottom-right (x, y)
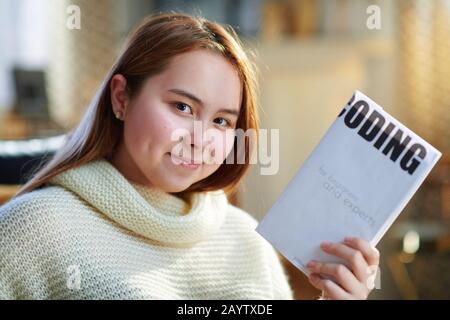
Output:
top-left (110, 49), bottom-right (242, 193)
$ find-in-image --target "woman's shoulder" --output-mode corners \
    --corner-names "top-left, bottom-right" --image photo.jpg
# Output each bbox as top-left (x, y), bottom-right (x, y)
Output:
top-left (223, 203), bottom-right (268, 245)
top-left (0, 184), bottom-right (87, 262)
top-left (0, 185), bottom-right (82, 234)
top-left (225, 202), bottom-right (259, 229)
top-left (224, 203), bottom-right (294, 299)
top-left (0, 185), bottom-right (86, 299)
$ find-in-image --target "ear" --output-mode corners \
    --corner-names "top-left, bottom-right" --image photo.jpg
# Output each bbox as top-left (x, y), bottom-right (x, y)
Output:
top-left (110, 74), bottom-right (130, 119)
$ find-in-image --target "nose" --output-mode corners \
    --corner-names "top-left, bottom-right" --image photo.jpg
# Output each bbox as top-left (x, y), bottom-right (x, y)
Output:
top-left (184, 119), bottom-right (213, 161)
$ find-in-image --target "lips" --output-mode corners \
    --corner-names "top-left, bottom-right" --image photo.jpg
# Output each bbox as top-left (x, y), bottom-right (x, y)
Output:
top-left (169, 153), bottom-right (202, 165)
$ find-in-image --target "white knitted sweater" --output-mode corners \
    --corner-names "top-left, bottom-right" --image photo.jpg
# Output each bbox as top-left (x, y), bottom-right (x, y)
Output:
top-left (0, 159), bottom-right (293, 299)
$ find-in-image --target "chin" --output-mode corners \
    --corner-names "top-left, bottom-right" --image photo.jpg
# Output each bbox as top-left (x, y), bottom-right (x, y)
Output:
top-left (165, 186), bottom-right (190, 194)
top-left (158, 180), bottom-right (192, 193)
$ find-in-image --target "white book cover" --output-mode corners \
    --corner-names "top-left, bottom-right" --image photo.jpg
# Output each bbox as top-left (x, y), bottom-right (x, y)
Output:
top-left (256, 90), bottom-right (442, 276)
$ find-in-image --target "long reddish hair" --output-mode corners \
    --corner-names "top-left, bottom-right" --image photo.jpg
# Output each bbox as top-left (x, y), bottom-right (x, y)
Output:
top-left (15, 12), bottom-right (260, 202)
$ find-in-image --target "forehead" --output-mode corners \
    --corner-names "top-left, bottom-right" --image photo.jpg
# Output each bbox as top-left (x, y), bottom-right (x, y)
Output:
top-left (156, 49), bottom-right (242, 110)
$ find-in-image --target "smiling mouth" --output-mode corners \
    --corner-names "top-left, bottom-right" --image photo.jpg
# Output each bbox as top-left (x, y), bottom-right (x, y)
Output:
top-left (168, 153), bottom-right (202, 168)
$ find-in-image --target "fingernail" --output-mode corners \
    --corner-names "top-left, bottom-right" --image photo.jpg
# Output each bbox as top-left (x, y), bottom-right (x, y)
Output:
top-left (344, 237), bottom-right (353, 243)
top-left (307, 261), bottom-right (316, 269)
top-left (321, 242), bottom-right (331, 249)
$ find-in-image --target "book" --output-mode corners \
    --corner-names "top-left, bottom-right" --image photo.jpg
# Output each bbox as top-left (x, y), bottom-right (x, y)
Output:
top-left (256, 90), bottom-right (442, 276)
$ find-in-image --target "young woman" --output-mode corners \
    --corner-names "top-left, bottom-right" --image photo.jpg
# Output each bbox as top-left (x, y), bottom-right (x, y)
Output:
top-left (0, 12), bottom-right (379, 300)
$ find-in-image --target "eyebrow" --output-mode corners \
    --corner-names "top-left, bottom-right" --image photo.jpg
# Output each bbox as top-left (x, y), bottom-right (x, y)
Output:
top-left (168, 88), bottom-right (240, 117)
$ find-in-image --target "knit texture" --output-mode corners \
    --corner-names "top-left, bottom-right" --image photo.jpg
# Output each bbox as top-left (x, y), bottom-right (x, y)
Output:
top-left (0, 159), bottom-right (293, 299)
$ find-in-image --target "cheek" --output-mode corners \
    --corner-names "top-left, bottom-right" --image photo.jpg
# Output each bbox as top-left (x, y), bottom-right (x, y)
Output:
top-left (218, 130), bottom-right (236, 158)
top-left (200, 133), bottom-right (234, 177)
top-left (204, 130), bottom-right (235, 164)
top-left (123, 103), bottom-right (176, 158)
top-left (224, 130), bottom-right (236, 154)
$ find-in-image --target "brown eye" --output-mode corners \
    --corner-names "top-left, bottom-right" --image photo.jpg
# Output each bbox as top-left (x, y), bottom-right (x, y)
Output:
top-left (214, 117), bottom-right (231, 127)
top-left (175, 102), bottom-right (192, 114)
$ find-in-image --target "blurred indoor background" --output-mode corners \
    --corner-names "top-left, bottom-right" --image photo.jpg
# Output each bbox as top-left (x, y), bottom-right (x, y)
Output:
top-left (0, 0), bottom-right (449, 299)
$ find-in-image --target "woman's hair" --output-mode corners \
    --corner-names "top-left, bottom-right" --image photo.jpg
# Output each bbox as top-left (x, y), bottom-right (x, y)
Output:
top-left (15, 12), bottom-right (260, 202)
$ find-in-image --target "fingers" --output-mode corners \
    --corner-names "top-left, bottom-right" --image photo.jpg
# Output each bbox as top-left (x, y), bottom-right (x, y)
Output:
top-left (309, 238), bottom-right (380, 300)
top-left (320, 241), bottom-right (367, 282)
top-left (307, 261), bottom-right (361, 293)
top-left (343, 237), bottom-right (380, 267)
top-left (308, 273), bottom-right (349, 300)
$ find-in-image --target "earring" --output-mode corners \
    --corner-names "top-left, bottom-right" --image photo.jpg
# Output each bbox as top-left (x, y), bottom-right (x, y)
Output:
top-left (115, 111), bottom-right (122, 120)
